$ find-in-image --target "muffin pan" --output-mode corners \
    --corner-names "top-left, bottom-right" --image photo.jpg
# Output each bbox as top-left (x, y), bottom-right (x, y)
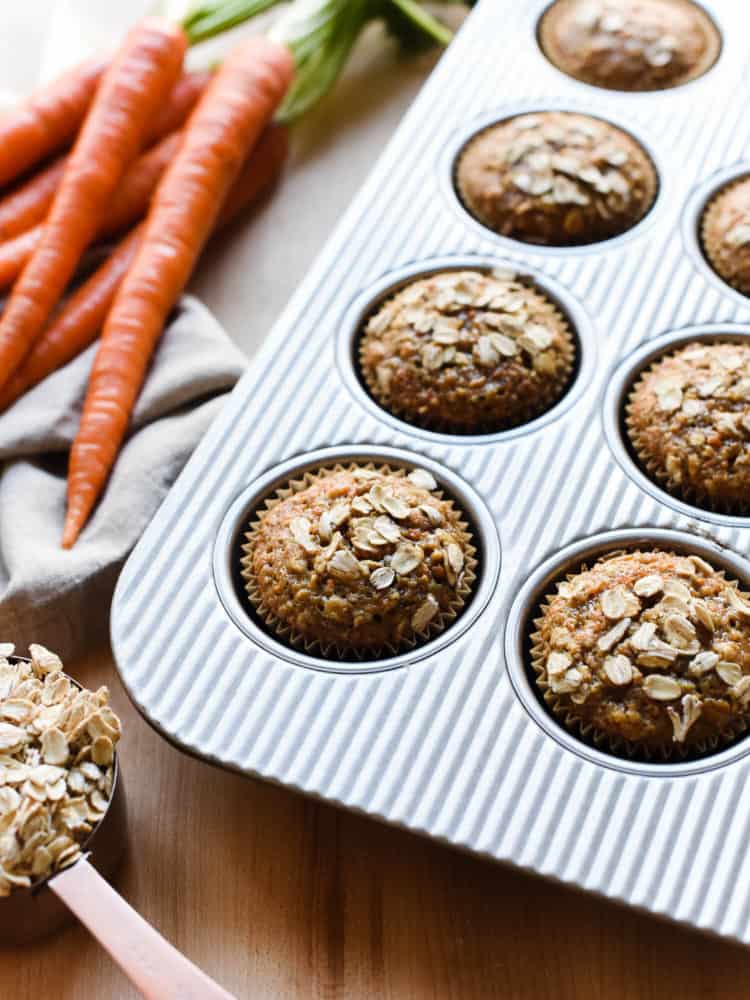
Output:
top-left (112, 0), bottom-right (750, 946)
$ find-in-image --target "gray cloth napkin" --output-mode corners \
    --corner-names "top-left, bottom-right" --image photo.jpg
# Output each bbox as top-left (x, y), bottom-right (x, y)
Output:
top-left (0, 295), bottom-right (246, 661)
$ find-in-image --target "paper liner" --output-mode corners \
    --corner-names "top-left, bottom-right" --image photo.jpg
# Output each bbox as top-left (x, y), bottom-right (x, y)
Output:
top-left (700, 176), bottom-right (750, 296)
top-left (240, 461), bottom-right (477, 661)
top-left (529, 550), bottom-right (750, 762)
top-left (357, 281), bottom-right (577, 436)
top-left (453, 117), bottom-right (658, 245)
top-left (624, 356), bottom-right (750, 517)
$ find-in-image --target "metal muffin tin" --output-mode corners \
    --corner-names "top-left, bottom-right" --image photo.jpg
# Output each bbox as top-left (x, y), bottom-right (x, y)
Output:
top-left (112, 0), bottom-right (750, 946)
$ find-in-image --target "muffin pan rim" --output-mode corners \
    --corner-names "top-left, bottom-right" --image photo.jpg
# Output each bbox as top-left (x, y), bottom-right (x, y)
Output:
top-left (682, 161), bottom-right (750, 308)
top-left (534, 0), bottom-right (724, 97)
top-left (337, 253), bottom-right (598, 445)
top-left (443, 99), bottom-right (667, 256)
top-left (211, 444), bottom-right (502, 675)
top-left (602, 323), bottom-right (750, 528)
top-left (504, 527), bottom-right (750, 778)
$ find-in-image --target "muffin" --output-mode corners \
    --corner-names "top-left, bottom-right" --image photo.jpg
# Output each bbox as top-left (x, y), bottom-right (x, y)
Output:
top-left (532, 549), bottom-right (750, 757)
top-left (626, 341), bottom-right (750, 513)
top-left (701, 176), bottom-right (750, 296)
top-left (359, 269), bottom-right (575, 434)
top-left (0, 644), bottom-right (120, 895)
top-left (539, 0), bottom-right (720, 92)
top-left (241, 464), bottom-right (476, 657)
top-left (456, 112), bottom-right (657, 246)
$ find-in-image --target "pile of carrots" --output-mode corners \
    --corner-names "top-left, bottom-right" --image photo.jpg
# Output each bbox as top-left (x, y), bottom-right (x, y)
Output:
top-left (0, 17), bottom-right (294, 547)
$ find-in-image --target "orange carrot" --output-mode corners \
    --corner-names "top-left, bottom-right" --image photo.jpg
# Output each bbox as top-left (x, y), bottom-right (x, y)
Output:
top-left (0, 71), bottom-right (209, 245)
top-left (102, 130), bottom-right (185, 237)
top-left (0, 123), bottom-right (288, 412)
top-left (148, 70), bottom-right (212, 142)
top-left (219, 123), bottom-right (288, 223)
top-left (0, 59), bottom-right (105, 188)
top-left (0, 17), bottom-right (187, 390)
top-left (0, 228), bottom-right (142, 411)
top-left (0, 155), bottom-right (67, 240)
top-left (0, 130), bottom-right (189, 290)
top-left (63, 37), bottom-right (294, 547)
top-left (0, 228), bottom-right (39, 289)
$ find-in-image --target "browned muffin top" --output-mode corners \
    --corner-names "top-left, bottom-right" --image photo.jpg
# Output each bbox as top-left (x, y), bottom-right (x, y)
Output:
top-left (627, 341), bottom-right (750, 511)
top-left (244, 467), bottom-right (473, 655)
top-left (456, 112), bottom-right (656, 246)
top-left (534, 549), bottom-right (750, 753)
top-left (539, 0), bottom-right (720, 92)
top-left (702, 177), bottom-right (750, 296)
top-left (360, 269), bottom-right (574, 434)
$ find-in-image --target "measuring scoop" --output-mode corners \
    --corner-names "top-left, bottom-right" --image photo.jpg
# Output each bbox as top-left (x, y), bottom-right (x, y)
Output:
top-left (1, 661), bottom-right (234, 999)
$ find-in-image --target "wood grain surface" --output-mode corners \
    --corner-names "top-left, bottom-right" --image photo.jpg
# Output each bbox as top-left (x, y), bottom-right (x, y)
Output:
top-left (3, 10), bottom-right (750, 998)
top-left (3, 646), bottom-right (750, 999)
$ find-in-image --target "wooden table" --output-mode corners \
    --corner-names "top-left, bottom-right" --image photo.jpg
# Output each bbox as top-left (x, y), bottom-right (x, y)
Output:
top-left (3, 12), bottom-right (750, 999)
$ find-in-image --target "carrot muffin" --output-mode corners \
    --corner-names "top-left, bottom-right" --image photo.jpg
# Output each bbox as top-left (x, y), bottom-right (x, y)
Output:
top-left (0, 644), bottom-right (121, 895)
top-left (539, 0), bottom-right (720, 92)
top-left (701, 176), bottom-right (750, 296)
top-left (359, 269), bottom-right (575, 434)
top-left (241, 465), bottom-right (476, 657)
top-left (532, 549), bottom-right (750, 756)
top-left (456, 112), bottom-right (657, 246)
top-left (626, 341), bottom-right (750, 513)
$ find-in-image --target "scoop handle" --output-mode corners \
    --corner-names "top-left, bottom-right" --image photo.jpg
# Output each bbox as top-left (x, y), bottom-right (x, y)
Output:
top-left (49, 858), bottom-right (235, 1000)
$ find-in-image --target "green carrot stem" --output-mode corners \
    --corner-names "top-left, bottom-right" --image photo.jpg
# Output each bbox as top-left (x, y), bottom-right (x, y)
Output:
top-left (182, 0), bottom-right (457, 118)
top-left (183, 0), bottom-right (282, 44)
top-left (388, 0), bottom-right (453, 46)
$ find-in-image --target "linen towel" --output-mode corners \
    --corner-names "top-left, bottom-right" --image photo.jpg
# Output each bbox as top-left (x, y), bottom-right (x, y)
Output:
top-left (0, 296), bottom-right (246, 660)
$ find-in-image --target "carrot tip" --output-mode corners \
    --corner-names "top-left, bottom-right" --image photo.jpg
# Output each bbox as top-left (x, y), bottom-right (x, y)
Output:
top-left (62, 510), bottom-right (84, 549)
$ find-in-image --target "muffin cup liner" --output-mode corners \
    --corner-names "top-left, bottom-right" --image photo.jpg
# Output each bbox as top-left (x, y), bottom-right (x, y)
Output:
top-left (625, 362), bottom-right (750, 517)
top-left (529, 553), bottom-right (750, 762)
top-left (358, 282), bottom-right (577, 436)
top-left (453, 118), bottom-right (658, 245)
top-left (241, 461), bottom-right (478, 661)
top-left (700, 177), bottom-right (750, 297)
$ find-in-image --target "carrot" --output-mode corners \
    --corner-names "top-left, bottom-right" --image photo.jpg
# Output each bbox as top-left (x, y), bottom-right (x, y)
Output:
top-left (0, 228), bottom-right (143, 411)
top-left (0, 71), bottom-right (209, 245)
top-left (148, 70), bottom-right (212, 142)
top-left (63, 37), bottom-right (294, 547)
top-left (0, 131), bottom-right (186, 291)
top-left (0, 123), bottom-right (288, 412)
top-left (219, 123), bottom-right (288, 223)
top-left (0, 130), bottom-right (191, 291)
top-left (0, 59), bottom-right (105, 188)
top-left (102, 130), bottom-right (185, 237)
top-left (0, 228), bottom-right (39, 289)
top-left (0, 17), bottom-right (187, 391)
top-left (0, 156), bottom-right (67, 240)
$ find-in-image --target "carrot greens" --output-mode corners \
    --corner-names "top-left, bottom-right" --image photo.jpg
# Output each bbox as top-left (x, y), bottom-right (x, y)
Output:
top-left (182, 0), bottom-right (472, 120)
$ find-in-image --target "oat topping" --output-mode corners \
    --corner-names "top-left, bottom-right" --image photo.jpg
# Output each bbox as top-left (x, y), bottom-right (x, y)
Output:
top-left (627, 341), bottom-right (750, 512)
top-left (243, 466), bottom-right (475, 655)
top-left (0, 646), bottom-right (121, 896)
top-left (360, 269), bottom-right (574, 433)
top-left (534, 549), bottom-right (750, 753)
top-left (539, 0), bottom-right (720, 92)
top-left (702, 177), bottom-right (750, 296)
top-left (456, 111), bottom-right (656, 246)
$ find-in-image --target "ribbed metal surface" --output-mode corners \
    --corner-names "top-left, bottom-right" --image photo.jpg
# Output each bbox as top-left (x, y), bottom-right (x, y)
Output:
top-left (112, 0), bottom-right (750, 944)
